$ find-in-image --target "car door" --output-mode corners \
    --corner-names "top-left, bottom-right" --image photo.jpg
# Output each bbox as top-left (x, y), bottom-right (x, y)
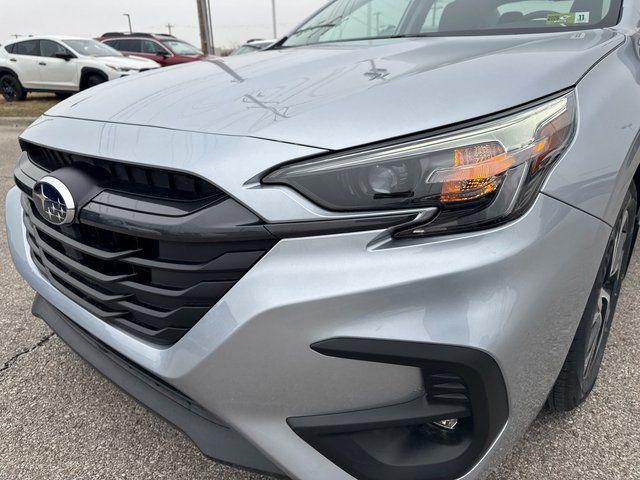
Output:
top-left (38, 40), bottom-right (78, 90)
top-left (10, 40), bottom-right (42, 88)
top-left (141, 39), bottom-right (171, 66)
top-left (110, 38), bottom-right (143, 58)
top-left (102, 39), bottom-right (124, 54)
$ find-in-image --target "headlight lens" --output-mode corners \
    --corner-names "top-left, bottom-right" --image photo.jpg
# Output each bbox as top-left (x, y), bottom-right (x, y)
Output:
top-left (263, 92), bottom-right (576, 237)
top-left (106, 64), bottom-right (133, 72)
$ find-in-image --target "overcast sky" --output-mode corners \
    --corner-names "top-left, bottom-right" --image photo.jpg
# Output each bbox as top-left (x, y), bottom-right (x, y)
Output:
top-left (0, 0), bottom-right (328, 49)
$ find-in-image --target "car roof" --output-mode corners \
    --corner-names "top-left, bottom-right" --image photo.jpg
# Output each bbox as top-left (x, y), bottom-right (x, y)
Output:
top-left (5, 35), bottom-right (92, 45)
top-left (100, 32), bottom-right (176, 40)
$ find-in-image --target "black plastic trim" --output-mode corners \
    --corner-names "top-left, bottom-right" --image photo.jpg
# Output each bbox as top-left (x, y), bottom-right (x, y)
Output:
top-left (80, 196), bottom-right (275, 242)
top-left (265, 212), bottom-right (425, 238)
top-left (288, 338), bottom-right (509, 480)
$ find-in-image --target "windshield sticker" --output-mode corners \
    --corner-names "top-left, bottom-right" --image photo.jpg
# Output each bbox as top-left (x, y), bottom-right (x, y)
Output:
top-left (546, 12), bottom-right (591, 25)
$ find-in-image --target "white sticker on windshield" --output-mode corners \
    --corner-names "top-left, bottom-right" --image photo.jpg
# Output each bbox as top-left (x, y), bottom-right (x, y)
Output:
top-left (547, 11), bottom-right (591, 25)
top-left (574, 11), bottom-right (591, 24)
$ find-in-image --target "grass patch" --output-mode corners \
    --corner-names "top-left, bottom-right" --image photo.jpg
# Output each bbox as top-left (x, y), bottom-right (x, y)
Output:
top-left (0, 93), bottom-right (59, 118)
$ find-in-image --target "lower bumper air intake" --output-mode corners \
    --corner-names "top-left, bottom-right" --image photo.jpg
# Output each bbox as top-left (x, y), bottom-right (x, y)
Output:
top-left (288, 338), bottom-right (509, 480)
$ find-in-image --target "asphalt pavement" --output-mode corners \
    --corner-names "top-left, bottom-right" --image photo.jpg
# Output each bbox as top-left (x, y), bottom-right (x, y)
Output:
top-left (0, 123), bottom-right (639, 480)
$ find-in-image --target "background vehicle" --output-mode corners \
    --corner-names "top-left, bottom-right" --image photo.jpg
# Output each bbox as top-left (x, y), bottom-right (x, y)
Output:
top-left (231, 39), bottom-right (277, 55)
top-left (98, 32), bottom-right (204, 66)
top-left (0, 36), bottom-right (160, 101)
top-left (6, 1), bottom-right (640, 480)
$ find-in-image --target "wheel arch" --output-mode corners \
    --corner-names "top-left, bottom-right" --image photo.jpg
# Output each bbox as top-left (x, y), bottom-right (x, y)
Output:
top-left (79, 67), bottom-right (108, 90)
top-left (0, 66), bottom-right (20, 80)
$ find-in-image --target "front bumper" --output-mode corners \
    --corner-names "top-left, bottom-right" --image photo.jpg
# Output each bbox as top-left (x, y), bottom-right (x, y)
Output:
top-left (7, 184), bottom-right (611, 480)
top-left (30, 294), bottom-right (282, 476)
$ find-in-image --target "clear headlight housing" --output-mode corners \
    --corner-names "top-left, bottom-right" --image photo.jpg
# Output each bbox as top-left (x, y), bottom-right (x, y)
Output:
top-left (263, 92), bottom-right (576, 237)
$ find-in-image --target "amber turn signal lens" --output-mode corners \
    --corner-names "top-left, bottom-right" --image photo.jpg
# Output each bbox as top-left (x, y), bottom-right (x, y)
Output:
top-left (440, 143), bottom-right (515, 203)
top-left (531, 109), bottom-right (571, 174)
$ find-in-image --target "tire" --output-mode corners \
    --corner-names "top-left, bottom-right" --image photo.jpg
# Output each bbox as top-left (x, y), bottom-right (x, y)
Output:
top-left (0, 74), bottom-right (27, 101)
top-left (548, 183), bottom-right (638, 412)
top-left (82, 74), bottom-right (106, 91)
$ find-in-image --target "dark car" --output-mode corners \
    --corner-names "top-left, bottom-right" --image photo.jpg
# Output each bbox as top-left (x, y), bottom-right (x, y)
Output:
top-left (98, 32), bottom-right (204, 67)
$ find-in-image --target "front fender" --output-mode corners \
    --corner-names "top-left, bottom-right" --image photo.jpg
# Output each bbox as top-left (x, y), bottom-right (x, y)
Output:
top-left (543, 36), bottom-right (640, 226)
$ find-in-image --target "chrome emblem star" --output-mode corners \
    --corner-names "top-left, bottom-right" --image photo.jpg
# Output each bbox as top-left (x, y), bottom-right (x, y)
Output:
top-left (33, 177), bottom-right (76, 226)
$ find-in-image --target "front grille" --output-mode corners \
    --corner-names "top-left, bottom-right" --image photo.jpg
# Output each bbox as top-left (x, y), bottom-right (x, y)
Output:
top-left (20, 141), bottom-right (224, 202)
top-left (17, 145), bottom-right (277, 346)
top-left (23, 196), bottom-right (276, 345)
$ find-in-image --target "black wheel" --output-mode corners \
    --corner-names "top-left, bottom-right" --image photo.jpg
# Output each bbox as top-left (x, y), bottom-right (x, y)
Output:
top-left (82, 74), bottom-right (106, 91)
top-left (0, 74), bottom-right (27, 102)
top-left (548, 184), bottom-right (638, 412)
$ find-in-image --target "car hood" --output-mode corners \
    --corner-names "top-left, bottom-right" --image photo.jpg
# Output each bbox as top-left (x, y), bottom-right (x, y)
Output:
top-left (48, 31), bottom-right (623, 150)
top-left (96, 55), bottom-right (160, 69)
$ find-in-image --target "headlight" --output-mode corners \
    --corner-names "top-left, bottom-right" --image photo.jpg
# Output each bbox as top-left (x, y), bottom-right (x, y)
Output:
top-left (263, 92), bottom-right (576, 237)
top-left (106, 64), bottom-right (134, 72)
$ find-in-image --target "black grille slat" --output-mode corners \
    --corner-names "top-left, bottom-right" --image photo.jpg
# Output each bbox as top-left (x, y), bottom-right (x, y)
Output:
top-left (26, 228), bottom-right (136, 284)
top-left (123, 250), bottom-right (266, 273)
top-left (20, 141), bottom-right (225, 202)
top-left (27, 211), bottom-right (143, 260)
top-left (40, 256), bottom-right (133, 304)
top-left (119, 280), bottom-right (236, 310)
top-left (427, 373), bottom-right (471, 405)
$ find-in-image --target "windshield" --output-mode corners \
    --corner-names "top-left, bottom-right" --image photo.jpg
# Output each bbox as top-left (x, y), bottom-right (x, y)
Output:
top-left (283, 0), bottom-right (622, 46)
top-left (63, 39), bottom-right (122, 57)
top-left (232, 45), bottom-right (262, 55)
top-left (162, 40), bottom-right (202, 55)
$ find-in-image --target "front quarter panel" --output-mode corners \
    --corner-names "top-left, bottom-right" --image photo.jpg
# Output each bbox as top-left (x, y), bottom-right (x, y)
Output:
top-left (543, 36), bottom-right (640, 225)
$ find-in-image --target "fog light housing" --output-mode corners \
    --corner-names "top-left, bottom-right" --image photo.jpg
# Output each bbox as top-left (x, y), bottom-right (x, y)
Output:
top-left (288, 339), bottom-right (508, 480)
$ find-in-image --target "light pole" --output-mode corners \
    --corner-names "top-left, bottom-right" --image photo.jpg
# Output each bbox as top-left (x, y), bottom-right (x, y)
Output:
top-left (271, 0), bottom-right (277, 38)
top-left (123, 13), bottom-right (133, 34)
top-left (197, 0), bottom-right (215, 55)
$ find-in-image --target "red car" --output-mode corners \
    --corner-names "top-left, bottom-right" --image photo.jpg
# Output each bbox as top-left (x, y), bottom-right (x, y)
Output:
top-left (98, 32), bottom-right (204, 67)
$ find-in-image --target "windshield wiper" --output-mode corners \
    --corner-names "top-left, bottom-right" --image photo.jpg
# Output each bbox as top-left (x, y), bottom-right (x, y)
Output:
top-left (287, 15), bottom-right (346, 39)
top-left (290, 23), bottom-right (339, 36)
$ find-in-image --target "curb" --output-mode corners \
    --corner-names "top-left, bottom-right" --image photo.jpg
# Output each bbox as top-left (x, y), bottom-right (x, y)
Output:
top-left (0, 117), bottom-right (37, 128)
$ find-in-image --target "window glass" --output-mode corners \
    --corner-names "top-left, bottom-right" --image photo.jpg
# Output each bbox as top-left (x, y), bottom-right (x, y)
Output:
top-left (103, 39), bottom-right (121, 50)
top-left (4, 44), bottom-right (14, 54)
top-left (40, 40), bottom-right (72, 58)
top-left (421, 0), bottom-right (456, 32)
top-left (282, 0), bottom-right (623, 46)
top-left (14, 40), bottom-right (40, 56)
top-left (231, 45), bottom-right (261, 56)
top-left (285, 0), bottom-right (413, 46)
top-left (142, 40), bottom-right (166, 54)
top-left (62, 39), bottom-right (121, 57)
top-left (161, 40), bottom-right (202, 55)
top-left (118, 39), bottom-right (142, 52)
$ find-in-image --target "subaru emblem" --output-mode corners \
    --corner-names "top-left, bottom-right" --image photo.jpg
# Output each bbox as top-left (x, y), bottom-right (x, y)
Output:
top-left (33, 176), bottom-right (76, 226)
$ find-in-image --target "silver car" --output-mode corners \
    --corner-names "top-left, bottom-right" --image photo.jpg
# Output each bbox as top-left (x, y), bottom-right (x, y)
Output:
top-left (5, 0), bottom-right (639, 479)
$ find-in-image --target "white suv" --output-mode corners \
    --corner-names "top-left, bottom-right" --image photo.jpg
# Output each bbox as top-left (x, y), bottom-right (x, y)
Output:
top-left (0, 36), bottom-right (160, 101)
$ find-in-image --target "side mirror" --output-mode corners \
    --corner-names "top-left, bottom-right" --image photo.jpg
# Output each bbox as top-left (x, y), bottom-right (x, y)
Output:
top-left (157, 51), bottom-right (170, 57)
top-left (54, 52), bottom-right (74, 61)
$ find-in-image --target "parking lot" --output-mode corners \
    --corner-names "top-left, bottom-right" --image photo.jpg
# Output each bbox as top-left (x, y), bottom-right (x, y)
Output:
top-left (0, 122), bottom-right (639, 480)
